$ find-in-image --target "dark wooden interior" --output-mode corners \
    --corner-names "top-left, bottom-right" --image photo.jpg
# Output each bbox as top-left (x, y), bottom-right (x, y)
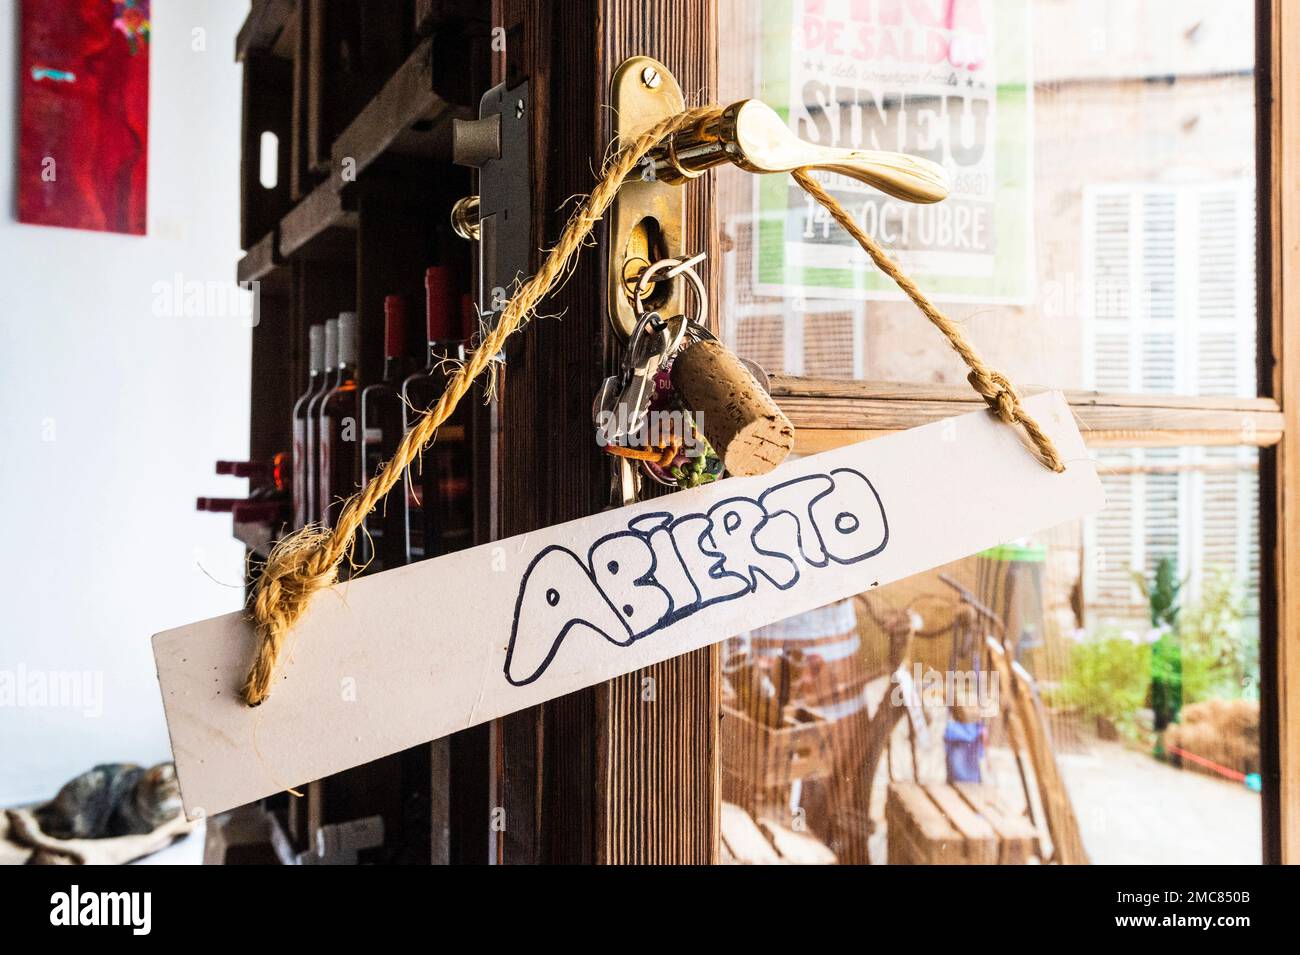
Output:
top-left (234, 0), bottom-right (720, 865)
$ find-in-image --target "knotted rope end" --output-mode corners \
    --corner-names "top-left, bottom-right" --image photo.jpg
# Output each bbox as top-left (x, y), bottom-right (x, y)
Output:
top-left (240, 525), bottom-right (344, 706)
top-left (965, 370), bottom-right (1066, 474)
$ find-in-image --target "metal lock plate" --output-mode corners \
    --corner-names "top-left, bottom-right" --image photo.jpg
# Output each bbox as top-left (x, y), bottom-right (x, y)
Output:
top-left (456, 79), bottom-right (532, 333)
top-left (607, 57), bottom-right (688, 341)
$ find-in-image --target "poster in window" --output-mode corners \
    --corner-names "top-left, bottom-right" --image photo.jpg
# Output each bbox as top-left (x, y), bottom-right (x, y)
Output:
top-left (18, 0), bottom-right (150, 235)
top-left (756, 0), bottom-right (1032, 303)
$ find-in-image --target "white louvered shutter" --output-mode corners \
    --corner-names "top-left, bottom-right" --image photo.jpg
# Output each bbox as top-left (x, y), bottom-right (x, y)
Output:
top-left (1142, 448), bottom-right (1184, 580)
top-left (1083, 181), bottom-right (1257, 622)
top-left (1089, 450), bottom-right (1139, 611)
top-left (1085, 181), bottom-right (1255, 396)
top-left (1194, 446), bottom-right (1260, 612)
top-left (1192, 184), bottom-right (1255, 399)
top-left (1199, 448), bottom-right (1241, 582)
top-left (1139, 191), bottom-right (1178, 393)
top-left (1088, 192), bottom-right (1133, 391)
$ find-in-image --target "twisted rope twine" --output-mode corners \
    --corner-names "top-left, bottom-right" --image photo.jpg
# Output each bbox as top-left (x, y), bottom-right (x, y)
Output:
top-left (791, 169), bottom-right (1064, 474)
top-left (241, 106), bottom-right (722, 705)
top-left (240, 107), bottom-right (1062, 707)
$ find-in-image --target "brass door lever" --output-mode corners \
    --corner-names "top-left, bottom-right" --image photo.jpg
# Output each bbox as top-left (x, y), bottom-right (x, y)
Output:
top-left (603, 58), bottom-right (952, 340)
top-left (650, 99), bottom-right (949, 203)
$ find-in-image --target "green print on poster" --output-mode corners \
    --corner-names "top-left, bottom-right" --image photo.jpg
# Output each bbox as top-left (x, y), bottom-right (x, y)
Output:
top-left (756, 0), bottom-right (1033, 303)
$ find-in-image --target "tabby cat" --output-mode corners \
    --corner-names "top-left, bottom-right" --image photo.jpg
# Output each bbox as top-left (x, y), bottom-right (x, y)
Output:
top-left (33, 762), bottom-right (182, 839)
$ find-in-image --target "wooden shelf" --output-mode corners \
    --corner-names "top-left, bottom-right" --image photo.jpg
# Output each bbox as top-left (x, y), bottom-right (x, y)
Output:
top-left (329, 36), bottom-right (467, 190)
top-left (232, 2), bottom-right (486, 866)
top-left (236, 0), bottom-right (296, 62)
top-left (279, 178), bottom-right (358, 259)
top-left (235, 179), bottom-right (353, 287)
top-left (237, 229), bottom-right (281, 284)
top-left (236, 29), bottom-right (466, 285)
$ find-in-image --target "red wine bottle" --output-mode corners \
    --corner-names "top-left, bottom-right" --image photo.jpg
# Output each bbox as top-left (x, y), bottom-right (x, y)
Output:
top-left (360, 295), bottom-right (416, 571)
top-left (198, 491), bottom-right (288, 524)
top-left (232, 500), bottom-right (290, 524)
top-left (291, 325), bottom-right (325, 527)
top-left (401, 268), bottom-right (473, 562)
top-left (217, 455), bottom-right (290, 493)
top-left (196, 497), bottom-right (241, 513)
top-left (304, 318), bottom-right (339, 527)
top-left (319, 312), bottom-right (362, 529)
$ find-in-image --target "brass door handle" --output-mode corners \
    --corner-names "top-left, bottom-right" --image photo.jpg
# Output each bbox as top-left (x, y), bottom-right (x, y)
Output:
top-left (652, 99), bottom-right (949, 204)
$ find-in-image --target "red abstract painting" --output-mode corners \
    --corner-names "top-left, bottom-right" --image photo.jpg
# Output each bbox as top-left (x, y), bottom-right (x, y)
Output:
top-left (18, 0), bottom-right (150, 235)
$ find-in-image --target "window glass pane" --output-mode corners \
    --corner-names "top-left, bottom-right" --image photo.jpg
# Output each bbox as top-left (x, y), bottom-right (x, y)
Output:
top-left (716, 0), bottom-right (1257, 397)
top-left (719, 446), bottom-right (1261, 864)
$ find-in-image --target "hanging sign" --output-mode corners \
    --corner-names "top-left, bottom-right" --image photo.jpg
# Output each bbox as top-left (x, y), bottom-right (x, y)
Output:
top-left (755, 0), bottom-right (1033, 302)
top-left (154, 391), bottom-right (1100, 817)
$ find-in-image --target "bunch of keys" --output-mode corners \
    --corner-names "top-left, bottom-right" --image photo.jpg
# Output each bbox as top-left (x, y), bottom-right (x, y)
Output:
top-left (592, 255), bottom-right (725, 489)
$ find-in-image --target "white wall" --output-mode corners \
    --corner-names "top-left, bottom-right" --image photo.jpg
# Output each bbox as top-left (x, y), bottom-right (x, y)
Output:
top-left (0, 0), bottom-right (251, 806)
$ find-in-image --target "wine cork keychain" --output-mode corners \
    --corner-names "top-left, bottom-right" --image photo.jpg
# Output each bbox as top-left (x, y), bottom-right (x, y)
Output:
top-left (593, 254), bottom-right (794, 488)
top-left (671, 337), bottom-right (793, 477)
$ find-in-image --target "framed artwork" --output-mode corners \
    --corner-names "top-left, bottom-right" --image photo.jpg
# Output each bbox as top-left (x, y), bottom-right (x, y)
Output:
top-left (18, 0), bottom-right (150, 235)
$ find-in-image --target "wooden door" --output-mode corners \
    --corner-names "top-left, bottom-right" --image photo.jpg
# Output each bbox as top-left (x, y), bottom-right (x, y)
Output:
top-left (489, 0), bottom-right (721, 864)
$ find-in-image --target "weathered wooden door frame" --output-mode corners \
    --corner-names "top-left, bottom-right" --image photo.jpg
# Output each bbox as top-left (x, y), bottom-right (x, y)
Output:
top-left (1261, 0), bottom-right (1300, 866)
top-left (487, 0), bottom-right (720, 864)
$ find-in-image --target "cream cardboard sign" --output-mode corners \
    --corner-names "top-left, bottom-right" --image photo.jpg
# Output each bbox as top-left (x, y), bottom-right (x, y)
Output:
top-left (154, 391), bottom-right (1102, 817)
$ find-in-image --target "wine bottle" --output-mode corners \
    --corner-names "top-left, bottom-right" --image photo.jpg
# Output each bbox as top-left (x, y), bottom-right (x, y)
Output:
top-left (360, 295), bottom-right (416, 572)
top-left (217, 455), bottom-right (290, 492)
top-left (304, 318), bottom-right (339, 528)
top-left (291, 325), bottom-right (325, 528)
top-left (196, 497), bottom-right (242, 513)
top-left (199, 451), bottom-right (291, 518)
top-left (401, 268), bottom-right (473, 562)
top-left (319, 311), bottom-right (362, 529)
top-left (232, 500), bottom-right (290, 525)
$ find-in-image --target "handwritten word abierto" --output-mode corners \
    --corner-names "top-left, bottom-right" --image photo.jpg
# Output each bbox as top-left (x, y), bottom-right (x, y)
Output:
top-left (504, 468), bottom-right (889, 685)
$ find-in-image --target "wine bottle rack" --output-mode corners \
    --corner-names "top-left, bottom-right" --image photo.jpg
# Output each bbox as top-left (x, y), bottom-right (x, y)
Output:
top-left (230, 0), bottom-right (490, 866)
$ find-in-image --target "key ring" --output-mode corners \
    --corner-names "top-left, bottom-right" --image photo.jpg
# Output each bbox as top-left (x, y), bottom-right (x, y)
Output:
top-left (626, 308), bottom-right (688, 365)
top-left (596, 251), bottom-right (724, 490)
top-left (592, 309), bottom-right (686, 447)
top-left (633, 254), bottom-right (719, 355)
top-left (632, 253), bottom-right (710, 329)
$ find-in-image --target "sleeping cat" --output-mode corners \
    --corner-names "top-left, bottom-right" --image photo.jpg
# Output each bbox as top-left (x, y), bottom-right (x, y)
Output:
top-left (33, 763), bottom-right (183, 839)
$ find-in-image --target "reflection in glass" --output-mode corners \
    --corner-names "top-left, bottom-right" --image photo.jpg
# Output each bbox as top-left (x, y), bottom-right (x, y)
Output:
top-left (717, 0), bottom-right (1256, 397)
top-left (719, 451), bottom-right (1261, 864)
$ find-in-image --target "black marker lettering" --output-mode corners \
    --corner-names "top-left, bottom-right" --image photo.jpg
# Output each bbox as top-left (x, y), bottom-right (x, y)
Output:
top-left (504, 546), bottom-right (632, 686)
top-left (670, 514), bottom-right (749, 605)
top-left (503, 468), bottom-right (890, 685)
top-left (708, 498), bottom-right (799, 591)
top-left (760, 474), bottom-right (834, 567)
top-left (810, 468), bottom-right (889, 564)
top-left (589, 531), bottom-right (671, 637)
top-left (641, 522), bottom-right (700, 616)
